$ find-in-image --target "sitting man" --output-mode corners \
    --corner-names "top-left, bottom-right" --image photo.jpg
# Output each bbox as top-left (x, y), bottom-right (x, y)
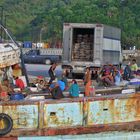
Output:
top-left (0, 79), bottom-right (14, 101)
top-left (13, 76), bottom-right (25, 91)
top-left (49, 77), bottom-right (65, 99)
top-left (123, 65), bottom-right (131, 81)
top-left (35, 76), bottom-right (46, 91)
top-left (130, 59), bottom-right (138, 76)
top-left (99, 65), bottom-right (114, 87)
top-left (57, 77), bottom-right (66, 91)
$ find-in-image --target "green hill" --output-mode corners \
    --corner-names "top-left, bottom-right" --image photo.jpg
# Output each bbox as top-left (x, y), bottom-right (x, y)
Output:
top-left (0, 0), bottom-right (140, 48)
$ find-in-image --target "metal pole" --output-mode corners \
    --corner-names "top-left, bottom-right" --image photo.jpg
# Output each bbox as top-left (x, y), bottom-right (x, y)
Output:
top-left (120, 0), bottom-right (124, 32)
top-left (4, 15), bottom-right (8, 41)
top-left (0, 6), bottom-right (3, 41)
top-left (120, 0), bottom-right (125, 49)
top-left (40, 28), bottom-right (43, 43)
top-left (40, 28), bottom-right (42, 43)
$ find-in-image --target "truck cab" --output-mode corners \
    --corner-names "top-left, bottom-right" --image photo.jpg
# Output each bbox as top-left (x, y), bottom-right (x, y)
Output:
top-left (23, 49), bottom-right (62, 65)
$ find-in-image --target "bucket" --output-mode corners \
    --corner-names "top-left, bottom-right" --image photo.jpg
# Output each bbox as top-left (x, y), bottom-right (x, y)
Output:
top-left (10, 93), bottom-right (24, 101)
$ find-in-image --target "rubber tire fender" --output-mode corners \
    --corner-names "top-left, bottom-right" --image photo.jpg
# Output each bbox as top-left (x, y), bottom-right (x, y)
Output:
top-left (0, 113), bottom-right (13, 136)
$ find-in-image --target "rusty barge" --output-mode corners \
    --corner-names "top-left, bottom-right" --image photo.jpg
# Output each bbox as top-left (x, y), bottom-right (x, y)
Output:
top-left (1, 87), bottom-right (140, 138)
top-left (0, 21), bottom-right (140, 139)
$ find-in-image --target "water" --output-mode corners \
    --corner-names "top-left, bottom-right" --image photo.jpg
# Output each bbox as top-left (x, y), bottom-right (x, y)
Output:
top-left (18, 131), bottom-right (140, 140)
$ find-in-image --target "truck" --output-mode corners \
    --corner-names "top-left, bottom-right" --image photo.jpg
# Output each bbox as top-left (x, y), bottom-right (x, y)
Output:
top-left (62, 23), bottom-right (122, 77)
top-left (23, 49), bottom-right (62, 65)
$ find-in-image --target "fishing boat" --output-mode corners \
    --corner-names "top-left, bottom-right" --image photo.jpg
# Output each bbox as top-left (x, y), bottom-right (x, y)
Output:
top-left (0, 84), bottom-right (140, 137)
top-left (0, 23), bottom-right (140, 140)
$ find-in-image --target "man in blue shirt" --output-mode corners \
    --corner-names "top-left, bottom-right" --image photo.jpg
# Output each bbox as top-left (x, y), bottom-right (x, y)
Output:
top-left (57, 79), bottom-right (65, 91)
top-left (50, 77), bottom-right (65, 91)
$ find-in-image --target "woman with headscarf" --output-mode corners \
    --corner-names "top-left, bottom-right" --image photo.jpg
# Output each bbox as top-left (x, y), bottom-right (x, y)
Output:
top-left (69, 79), bottom-right (80, 97)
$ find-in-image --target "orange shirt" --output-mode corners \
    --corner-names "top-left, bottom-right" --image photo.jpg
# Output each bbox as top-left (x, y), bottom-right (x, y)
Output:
top-left (84, 71), bottom-right (91, 83)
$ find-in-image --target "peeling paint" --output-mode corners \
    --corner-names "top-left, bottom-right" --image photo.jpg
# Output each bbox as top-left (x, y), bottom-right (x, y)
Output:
top-left (44, 102), bottom-right (83, 127)
top-left (135, 99), bottom-right (140, 118)
top-left (1, 93), bottom-right (140, 137)
top-left (2, 105), bottom-right (38, 129)
top-left (88, 95), bottom-right (140, 125)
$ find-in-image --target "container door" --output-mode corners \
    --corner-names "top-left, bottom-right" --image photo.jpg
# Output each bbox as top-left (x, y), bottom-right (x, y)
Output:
top-left (62, 24), bottom-right (71, 62)
top-left (94, 26), bottom-right (103, 66)
top-left (103, 50), bottom-right (120, 64)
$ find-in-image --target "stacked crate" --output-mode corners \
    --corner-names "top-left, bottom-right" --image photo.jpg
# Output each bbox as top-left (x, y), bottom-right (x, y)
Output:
top-left (72, 34), bottom-right (93, 61)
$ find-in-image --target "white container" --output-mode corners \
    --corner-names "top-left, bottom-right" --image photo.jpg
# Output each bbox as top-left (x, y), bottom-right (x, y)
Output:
top-left (121, 89), bottom-right (135, 94)
top-left (14, 88), bottom-right (21, 92)
top-left (79, 94), bottom-right (84, 97)
top-left (30, 87), bottom-right (38, 92)
top-left (90, 86), bottom-right (96, 96)
top-left (29, 96), bottom-right (45, 100)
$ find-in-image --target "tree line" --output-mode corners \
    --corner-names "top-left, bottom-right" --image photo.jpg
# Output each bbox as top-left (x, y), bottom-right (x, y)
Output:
top-left (0, 0), bottom-right (140, 48)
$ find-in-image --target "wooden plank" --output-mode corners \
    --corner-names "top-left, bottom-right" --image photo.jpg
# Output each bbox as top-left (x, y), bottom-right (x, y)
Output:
top-left (95, 87), bottom-right (123, 94)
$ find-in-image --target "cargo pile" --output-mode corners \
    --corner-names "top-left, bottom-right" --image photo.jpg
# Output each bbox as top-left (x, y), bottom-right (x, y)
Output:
top-left (72, 34), bottom-right (94, 61)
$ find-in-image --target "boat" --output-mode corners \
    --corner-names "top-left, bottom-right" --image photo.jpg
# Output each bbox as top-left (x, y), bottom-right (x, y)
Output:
top-left (0, 23), bottom-right (29, 86)
top-left (0, 23), bottom-right (140, 139)
top-left (0, 85), bottom-right (140, 137)
top-left (0, 28), bottom-right (20, 68)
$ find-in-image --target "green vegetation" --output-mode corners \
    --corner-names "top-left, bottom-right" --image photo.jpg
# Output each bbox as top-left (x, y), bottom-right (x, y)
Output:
top-left (0, 0), bottom-right (140, 48)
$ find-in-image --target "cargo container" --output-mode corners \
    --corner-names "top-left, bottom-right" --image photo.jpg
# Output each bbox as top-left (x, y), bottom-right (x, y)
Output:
top-left (23, 41), bottom-right (32, 48)
top-left (62, 23), bottom-right (122, 76)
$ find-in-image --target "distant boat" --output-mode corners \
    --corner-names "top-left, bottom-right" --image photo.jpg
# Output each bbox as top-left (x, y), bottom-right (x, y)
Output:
top-left (0, 23), bottom-right (20, 68)
top-left (0, 22), bottom-right (29, 85)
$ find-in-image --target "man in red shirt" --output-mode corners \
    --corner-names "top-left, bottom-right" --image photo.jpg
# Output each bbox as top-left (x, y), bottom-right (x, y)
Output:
top-left (13, 76), bottom-right (25, 90)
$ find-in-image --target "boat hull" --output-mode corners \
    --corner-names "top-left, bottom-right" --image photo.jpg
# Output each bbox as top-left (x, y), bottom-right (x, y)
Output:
top-left (1, 92), bottom-right (140, 137)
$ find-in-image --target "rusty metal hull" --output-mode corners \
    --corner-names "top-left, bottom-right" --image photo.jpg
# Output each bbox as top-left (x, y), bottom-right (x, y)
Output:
top-left (1, 93), bottom-right (140, 137)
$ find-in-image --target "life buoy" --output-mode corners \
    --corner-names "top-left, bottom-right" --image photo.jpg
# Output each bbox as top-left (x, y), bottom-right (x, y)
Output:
top-left (0, 113), bottom-right (13, 136)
